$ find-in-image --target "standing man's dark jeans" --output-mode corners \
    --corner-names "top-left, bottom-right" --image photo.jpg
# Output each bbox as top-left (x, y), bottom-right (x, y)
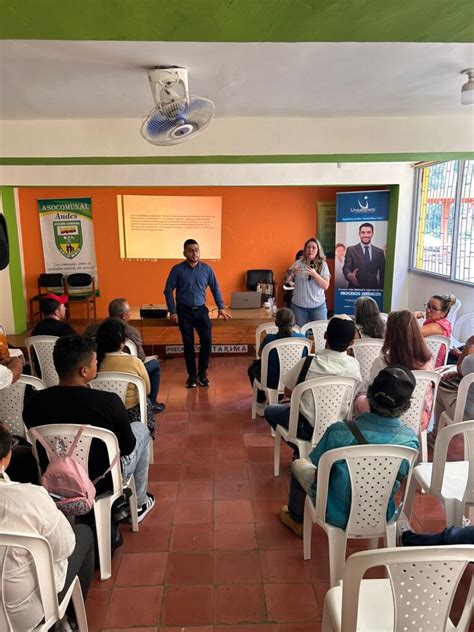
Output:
top-left (145, 357), bottom-right (161, 403)
top-left (402, 526), bottom-right (474, 546)
top-left (58, 524), bottom-right (95, 605)
top-left (177, 305), bottom-right (212, 379)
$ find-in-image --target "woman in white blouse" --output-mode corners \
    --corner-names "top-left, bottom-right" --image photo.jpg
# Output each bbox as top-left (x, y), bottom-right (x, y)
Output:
top-left (284, 238), bottom-right (331, 327)
top-left (0, 423), bottom-right (94, 630)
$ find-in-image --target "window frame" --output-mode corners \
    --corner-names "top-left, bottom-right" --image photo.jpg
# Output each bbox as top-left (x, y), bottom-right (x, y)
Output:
top-left (409, 159), bottom-right (474, 288)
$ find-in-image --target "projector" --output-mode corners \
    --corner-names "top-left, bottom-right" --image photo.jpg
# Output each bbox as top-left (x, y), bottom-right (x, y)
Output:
top-left (140, 304), bottom-right (169, 319)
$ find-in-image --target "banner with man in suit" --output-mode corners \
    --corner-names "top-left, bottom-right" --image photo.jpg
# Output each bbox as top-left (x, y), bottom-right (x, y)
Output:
top-left (334, 190), bottom-right (389, 315)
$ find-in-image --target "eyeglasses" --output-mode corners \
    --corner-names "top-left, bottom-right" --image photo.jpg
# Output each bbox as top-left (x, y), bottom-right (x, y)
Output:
top-left (10, 438), bottom-right (19, 451)
top-left (424, 303), bottom-right (443, 312)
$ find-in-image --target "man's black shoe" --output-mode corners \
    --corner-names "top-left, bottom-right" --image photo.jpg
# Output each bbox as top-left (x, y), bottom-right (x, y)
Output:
top-left (198, 373), bottom-right (210, 387)
top-left (186, 377), bottom-right (197, 388)
top-left (152, 402), bottom-right (166, 413)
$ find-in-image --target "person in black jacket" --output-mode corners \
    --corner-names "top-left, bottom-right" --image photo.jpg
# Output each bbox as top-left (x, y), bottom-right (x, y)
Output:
top-left (31, 294), bottom-right (76, 337)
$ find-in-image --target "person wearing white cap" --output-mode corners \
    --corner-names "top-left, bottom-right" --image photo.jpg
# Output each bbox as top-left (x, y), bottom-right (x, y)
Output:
top-left (31, 293), bottom-right (76, 337)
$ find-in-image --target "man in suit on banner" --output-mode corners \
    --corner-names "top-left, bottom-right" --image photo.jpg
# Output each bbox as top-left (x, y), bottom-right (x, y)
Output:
top-left (343, 222), bottom-right (385, 289)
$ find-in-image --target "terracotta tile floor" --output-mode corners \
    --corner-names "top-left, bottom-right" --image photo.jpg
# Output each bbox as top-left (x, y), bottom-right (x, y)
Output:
top-left (87, 356), bottom-right (473, 631)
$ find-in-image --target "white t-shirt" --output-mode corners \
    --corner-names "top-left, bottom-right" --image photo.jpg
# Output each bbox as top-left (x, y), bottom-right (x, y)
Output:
top-left (0, 475), bottom-right (75, 630)
top-left (283, 348), bottom-right (362, 422)
top-left (0, 364), bottom-right (13, 389)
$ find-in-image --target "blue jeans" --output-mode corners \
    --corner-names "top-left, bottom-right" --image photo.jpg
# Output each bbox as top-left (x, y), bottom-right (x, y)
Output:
top-left (145, 357), bottom-right (161, 403)
top-left (121, 422), bottom-right (150, 507)
top-left (402, 526), bottom-right (474, 546)
top-left (291, 302), bottom-right (327, 328)
top-left (264, 405), bottom-right (314, 446)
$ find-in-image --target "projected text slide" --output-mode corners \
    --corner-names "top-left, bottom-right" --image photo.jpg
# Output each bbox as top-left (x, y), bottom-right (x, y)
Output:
top-left (118, 195), bottom-right (222, 259)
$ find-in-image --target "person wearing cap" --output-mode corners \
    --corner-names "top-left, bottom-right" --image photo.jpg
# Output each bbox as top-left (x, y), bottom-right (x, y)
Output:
top-left (264, 315), bottom-right (362, 443)
top-left (279, 366), bottom-right (420, 537)
top-left (31, 294), bottom-right (76, 337)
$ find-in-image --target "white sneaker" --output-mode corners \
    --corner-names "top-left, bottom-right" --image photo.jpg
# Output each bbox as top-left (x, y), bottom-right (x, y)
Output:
top-left (396, 513), bottom-right (413, 546)
top-left (256, 402), bottom-right (266, 417)
top-left (136, 493), bottom-right (155, 523)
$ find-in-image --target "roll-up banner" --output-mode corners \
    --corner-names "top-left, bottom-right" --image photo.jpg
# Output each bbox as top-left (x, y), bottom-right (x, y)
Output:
top-left (334, 190), bottom-right (389, 316)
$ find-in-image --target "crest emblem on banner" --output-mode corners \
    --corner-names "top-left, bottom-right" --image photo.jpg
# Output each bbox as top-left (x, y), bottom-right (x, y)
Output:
top-left (54, 221), bottom-right (83, 259)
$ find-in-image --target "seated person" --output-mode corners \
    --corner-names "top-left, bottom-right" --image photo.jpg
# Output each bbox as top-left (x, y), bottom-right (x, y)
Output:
top-left (0, 355), bottom-right (22, 388)
top-left (414, 294), bottom-right (456, 367)
top-left (433, 351), bottom-right (474, 439)
top-left (264, 315), bottom-right (361, 445)
top-left (248, 307), bottom-right (306, 404)
top-left (96, 318), bottom-right (155, 435)
top-left (0, 423), bottom-right (94, 631)
top-left (355, 310), bottom-right (433, 428)
top-left (85, 297), bottom-right (165, 413)
top-left (31, 294), bottom-right (76, 337)
top-left (23, 335), bottom-right (155, 523)
top-left (280, 366), bottom-right (420, 536)
top-left (401, 524), bottom-right (474, 546)
top-left (353, 295), bottom-right (385, 339)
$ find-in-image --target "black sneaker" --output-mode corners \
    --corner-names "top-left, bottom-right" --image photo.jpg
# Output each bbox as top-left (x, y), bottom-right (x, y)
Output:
top-left (198, 373), bottom-right (210, 387)
top-left (135, 493), bottom-right (155, 523)
top-left (186, 377), bottom-right (197, 388)
top-left (152, 402), bottom-right (166, 413)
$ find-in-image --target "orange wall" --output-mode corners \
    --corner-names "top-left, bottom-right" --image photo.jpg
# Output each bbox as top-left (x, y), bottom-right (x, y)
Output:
top-left (18, 185), bottom-right (375, 318)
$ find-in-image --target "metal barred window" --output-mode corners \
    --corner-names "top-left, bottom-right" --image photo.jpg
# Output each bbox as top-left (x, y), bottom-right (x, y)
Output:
top-left (412, 160), bottom-right (474, 285)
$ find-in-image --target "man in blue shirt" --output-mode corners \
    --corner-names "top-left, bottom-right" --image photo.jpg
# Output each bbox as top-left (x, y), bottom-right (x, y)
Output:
top-left (164, 239), bottom-right (231, 388)
top-left (280, 366), bottom-right (420, 537)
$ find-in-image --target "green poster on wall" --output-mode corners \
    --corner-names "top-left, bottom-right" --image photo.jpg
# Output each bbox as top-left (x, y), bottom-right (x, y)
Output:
top-left (316, 201), bottom-right (336, 257)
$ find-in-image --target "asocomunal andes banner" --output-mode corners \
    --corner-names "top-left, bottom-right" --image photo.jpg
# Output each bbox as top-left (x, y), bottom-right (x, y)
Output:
top-left (37, 198), bottom-right (99, 293)
top-left (334, 190), bottom-right (390, 316)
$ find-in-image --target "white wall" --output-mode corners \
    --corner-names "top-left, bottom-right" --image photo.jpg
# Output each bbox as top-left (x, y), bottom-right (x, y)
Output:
top-left (0, 115), bottom-right (472, 157)
top-left (0, 160), bottom-right (415, 312)
top-left (407, 272), bottom-right (474, 317)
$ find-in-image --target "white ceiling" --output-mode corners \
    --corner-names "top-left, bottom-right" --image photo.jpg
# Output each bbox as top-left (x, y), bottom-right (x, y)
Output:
top-left (0, 40), bottom-right (473, 120)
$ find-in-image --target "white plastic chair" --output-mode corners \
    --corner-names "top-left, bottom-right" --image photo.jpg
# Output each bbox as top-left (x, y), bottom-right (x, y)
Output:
top-left (29, 423), bottom-right (138, 580)
top-left (438, 372), bottom-right (474, 432)
top-left (0, 374), bottom-right (45, 439)
top-left (400, 369), bottom-right (441, 464)
top-left (303, 443), bottom-right (418, 586)
top-left (425, 334), bottom-right (451, 366)
top-left (273, 376), bottom-right (358, 476)
top-left (255, 322), bottom-right (301, 358)
top-left (447, 297), bottom-right (462, 329)
top-left (322, 545), bottom-right (474, 632)
top-left (453, 312), bottom-right (474, 345)
top-left (251, 338), bottom-right (312, 419)
top-left (0, 531), bottom-right (88, 632)
top-left (255, 322), bottom-right (278, 358)
top-left (90, 371), bottom-right (153, 463)
top-left (300, 320), bottom-right (329, 352)
top-left (350, 338), bottom-right (384, 390)
top-left (25, 335), bottom-right (59, 387)
top-left (405, 419), bottom-right (474, 528)
top-left (123, 338), bottom-right (138, 356)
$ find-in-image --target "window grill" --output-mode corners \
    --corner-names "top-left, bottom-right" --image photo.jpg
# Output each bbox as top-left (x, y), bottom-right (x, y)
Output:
top-left (412, 160), bottom-right (473, 286)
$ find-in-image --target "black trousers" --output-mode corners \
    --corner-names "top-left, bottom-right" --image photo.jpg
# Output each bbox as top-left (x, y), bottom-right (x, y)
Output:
top-left (177, 305), bottom-right (212, 378)
top-left (58, 524), bottom-right (95, 605)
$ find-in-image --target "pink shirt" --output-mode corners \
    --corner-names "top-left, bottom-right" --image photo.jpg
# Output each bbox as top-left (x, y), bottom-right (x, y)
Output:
top-left (423, 317), bottom-right (451, 367)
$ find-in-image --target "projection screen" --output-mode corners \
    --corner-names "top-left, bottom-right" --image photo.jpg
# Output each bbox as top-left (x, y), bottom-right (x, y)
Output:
top-left (118, 194), bottom-right (222, 259)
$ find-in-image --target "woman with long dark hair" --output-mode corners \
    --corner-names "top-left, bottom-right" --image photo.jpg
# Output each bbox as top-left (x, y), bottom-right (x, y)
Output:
top-left (356, 310), bottom-right (433, 429)
top-left (284, 237), bottom-right (330, 327)
top-left (354, 296), bottom-right (385, 339)
top-left (96, 318), bottom-right (155, 433)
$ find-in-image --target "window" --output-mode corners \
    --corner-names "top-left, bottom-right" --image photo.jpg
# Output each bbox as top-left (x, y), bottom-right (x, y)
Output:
top-left (412, 160), bottom-right (473, 285)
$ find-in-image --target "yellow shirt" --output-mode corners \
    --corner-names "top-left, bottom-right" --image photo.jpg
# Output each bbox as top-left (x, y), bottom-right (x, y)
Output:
top-left (99, 352), bottom-right (150, 409)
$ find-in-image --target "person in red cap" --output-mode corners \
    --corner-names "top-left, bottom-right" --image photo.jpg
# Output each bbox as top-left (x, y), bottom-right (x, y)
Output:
top-left (31, 294), bottom-right (76, 337)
